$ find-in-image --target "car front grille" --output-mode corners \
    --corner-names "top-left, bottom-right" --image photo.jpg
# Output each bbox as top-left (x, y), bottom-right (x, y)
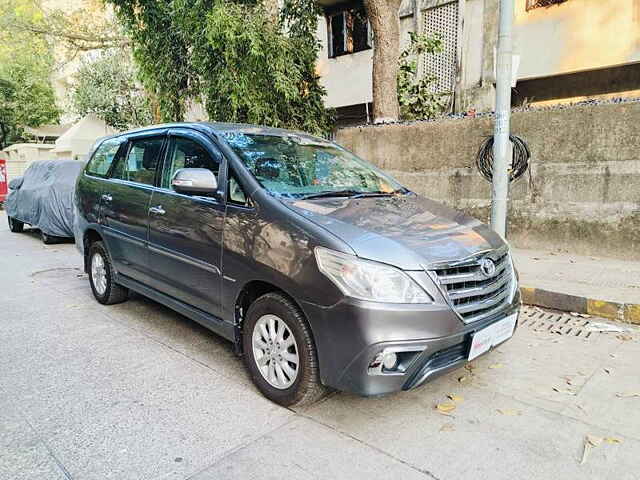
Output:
top-left (430, 247), bottom-right (514, 324)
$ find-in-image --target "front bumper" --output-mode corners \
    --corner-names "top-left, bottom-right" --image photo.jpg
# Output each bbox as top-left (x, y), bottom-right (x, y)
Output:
top-left (301, 290), bottom-right (521, 396)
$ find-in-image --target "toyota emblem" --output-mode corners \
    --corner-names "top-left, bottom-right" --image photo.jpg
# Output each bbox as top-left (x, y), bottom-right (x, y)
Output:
top-left (480, 258), bottom-right (496, 277)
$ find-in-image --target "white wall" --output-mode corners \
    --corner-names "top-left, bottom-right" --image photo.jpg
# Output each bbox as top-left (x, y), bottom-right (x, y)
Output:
top-left (316, 17), bottom-right (374, 109)
top-left (1, 144), bottom-right (56, 180)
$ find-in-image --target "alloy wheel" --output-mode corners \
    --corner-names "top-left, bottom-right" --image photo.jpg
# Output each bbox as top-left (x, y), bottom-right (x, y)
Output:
top-left (91, 252), bottom-right (107, 296)
top-left (251, 314), bottom-right (300, 389)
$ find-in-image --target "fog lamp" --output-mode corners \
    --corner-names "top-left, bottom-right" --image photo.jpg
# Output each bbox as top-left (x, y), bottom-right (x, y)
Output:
top-left (382, 352), bottom-right (398, 370)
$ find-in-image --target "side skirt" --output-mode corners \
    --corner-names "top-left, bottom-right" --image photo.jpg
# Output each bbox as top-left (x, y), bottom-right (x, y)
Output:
top-left (116, 274), bottom-right (236, 342)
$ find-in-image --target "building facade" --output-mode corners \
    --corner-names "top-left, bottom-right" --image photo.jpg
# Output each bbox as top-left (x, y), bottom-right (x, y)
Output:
top-left (316, 0), bottom-right (640, 125)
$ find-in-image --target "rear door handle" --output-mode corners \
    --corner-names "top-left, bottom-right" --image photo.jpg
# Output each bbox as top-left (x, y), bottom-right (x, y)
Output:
top-left (101, 194), bottom-right (113, 202)
top-left (149, 205), bottom-right (166, 215)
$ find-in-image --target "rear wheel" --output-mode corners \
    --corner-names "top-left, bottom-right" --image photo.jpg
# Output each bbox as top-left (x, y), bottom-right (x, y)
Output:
top-left (88, 241), bottom-right (129, 305)
top-left (242, 292), bottom-right (326, 407)
top-left (7, 216), bottom-right (24, 233)
top-left (41, 232), bottom-right (61, 244)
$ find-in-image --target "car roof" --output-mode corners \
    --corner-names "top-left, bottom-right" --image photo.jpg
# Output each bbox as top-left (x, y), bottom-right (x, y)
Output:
top-left (106, 122), bottom-right (325, 142)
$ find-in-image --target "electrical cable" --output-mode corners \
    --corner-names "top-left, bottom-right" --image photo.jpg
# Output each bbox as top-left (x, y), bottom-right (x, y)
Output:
top-left (475, 135), bottom-right (530, 183)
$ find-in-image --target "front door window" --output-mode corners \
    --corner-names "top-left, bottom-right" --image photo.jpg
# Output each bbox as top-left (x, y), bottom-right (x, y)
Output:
top-left (162, 137), bottom-right (221, 194)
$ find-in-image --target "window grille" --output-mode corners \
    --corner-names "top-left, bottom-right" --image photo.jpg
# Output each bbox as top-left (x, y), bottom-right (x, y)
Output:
top-left (420, 2), bottom-right (459, 93)
top-left (526, 0), bottom-right (568, 11)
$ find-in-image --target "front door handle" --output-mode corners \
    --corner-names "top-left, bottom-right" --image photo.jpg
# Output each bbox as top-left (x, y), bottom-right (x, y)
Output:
top-left (101, 194), bottom-right (113, 202)
top-left (149, 205), bottom-right (166, 215)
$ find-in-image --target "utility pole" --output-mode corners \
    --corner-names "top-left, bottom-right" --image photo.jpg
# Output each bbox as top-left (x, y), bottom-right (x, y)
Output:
top-left (490, 0), bottom-right (514, 238)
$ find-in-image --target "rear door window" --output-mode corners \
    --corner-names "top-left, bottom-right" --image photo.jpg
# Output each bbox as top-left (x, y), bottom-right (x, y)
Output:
top-left (85, 138), bottom-right (124, 177)
top-left (111, 136), bottom-right (165, 186)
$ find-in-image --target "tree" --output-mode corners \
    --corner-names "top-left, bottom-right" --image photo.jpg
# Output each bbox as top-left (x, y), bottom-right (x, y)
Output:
top-left (108, 0), bottom-right (333, 135)
top-left (0, 0), bottom-right (59, 148)
top-left (0, 0), bottom-right (127, 55)
top-left (69, 51), bottom-right (152, 130)
top-left (364, 0), bottom-right (403, 123)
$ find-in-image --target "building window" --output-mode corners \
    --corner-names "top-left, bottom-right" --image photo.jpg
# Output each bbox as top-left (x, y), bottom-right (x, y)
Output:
top-left (526, 0), bottom-right (568, 11)
top-left (327, 6), bottom-right (371, 58)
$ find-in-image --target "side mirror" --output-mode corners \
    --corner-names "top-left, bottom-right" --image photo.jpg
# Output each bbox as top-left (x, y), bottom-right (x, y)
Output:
top-left (171, 168), bottom-right (218, 195)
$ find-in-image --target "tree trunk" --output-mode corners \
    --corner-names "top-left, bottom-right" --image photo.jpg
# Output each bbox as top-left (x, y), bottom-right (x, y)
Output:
top-left (364, 0), bottom-right (403, 123)
top-left (263, 0), bottom-right (280, 24)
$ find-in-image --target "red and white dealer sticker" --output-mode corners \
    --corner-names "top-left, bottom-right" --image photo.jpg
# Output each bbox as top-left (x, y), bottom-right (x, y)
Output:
top-left (468, 313), bottom-right (518, 361)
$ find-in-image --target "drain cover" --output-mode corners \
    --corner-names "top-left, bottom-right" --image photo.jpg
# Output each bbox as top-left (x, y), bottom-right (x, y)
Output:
top-left (30, 267), bottom-right (82, 280)
top-left (520, 306), bottom-right (597, 338)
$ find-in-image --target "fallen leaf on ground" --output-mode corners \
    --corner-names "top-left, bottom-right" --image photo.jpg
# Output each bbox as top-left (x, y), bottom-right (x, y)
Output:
top-left (465, 363), bottom-right (477, 372)
top-left (604, 437), bottom-right (622, 444)
top-left (447, 394), bottom-right (464, 403)
top-left (617, 334), bottom-right (633, 341)
top-left (603, 368), bottom-right (612, 375)
top-left (581, 435), bottom-right (603, 465)
top-left (457, 375), bottom-right (470, 383)
top-left (587, 322), bottom-right (625, 333)
top-left (553, 387), bottom-right (577, 396)
top-left (616, 392), bottom-right (640, 398)
top-left (586, 435), bottom-right (603, 446)
top-left (439, 423), bottom-right (455, 432)
top-left (488, 363), bottom-right (503, 369)
top-left (436, 402), bottom-right (457, 415)
top-left (497, 408), bottom-right (521, 416)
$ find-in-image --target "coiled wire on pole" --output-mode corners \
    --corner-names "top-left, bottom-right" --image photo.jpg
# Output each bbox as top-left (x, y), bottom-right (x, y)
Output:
top-left (475, 135), bottom-right (530, 183)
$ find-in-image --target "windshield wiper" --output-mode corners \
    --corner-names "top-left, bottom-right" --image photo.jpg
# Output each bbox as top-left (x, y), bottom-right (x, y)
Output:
top-left (351, 189), bottom-right (407, 198)
top-left (301, 189), bottom-right (408, 200)
top-left (300, 190), bottom-right (364, 200)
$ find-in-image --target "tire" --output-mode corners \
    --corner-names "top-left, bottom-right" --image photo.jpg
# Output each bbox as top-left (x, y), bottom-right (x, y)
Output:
top-left (242, 292), bottom-right (326, 407)
top-left (87, 241), bottom-right (129, 305)
top-left (41, 232), bottom-right (60, 244)
top-left (8, 216), bottom-right (24, 233)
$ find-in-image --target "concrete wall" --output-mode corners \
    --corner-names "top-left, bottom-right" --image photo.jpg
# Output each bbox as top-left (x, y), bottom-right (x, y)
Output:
top-left (335, 100), bottom-right (640, 260)
top-left (514, 0), bottom-right (640, 80)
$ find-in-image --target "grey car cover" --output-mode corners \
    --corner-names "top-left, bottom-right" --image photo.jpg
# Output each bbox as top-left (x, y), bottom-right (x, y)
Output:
top-left (5, 160), bottom-right (84, 238)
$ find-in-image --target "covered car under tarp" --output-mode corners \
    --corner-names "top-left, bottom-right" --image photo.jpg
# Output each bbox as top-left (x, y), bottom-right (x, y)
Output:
top-left (5, 160), bottom-right (83, 238)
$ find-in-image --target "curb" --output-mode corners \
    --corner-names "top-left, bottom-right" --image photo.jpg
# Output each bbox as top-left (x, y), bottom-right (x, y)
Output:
top-left (520, 286), bottom-right (640, 325)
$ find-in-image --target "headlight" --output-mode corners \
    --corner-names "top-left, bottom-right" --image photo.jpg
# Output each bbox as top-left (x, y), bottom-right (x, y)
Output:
top-left (314, 247), bottom-right (432, 304)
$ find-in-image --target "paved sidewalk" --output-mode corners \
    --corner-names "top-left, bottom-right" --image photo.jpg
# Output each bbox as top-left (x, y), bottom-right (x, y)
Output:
top-left (512, 248), bottom-right (640, 324)
top-left (1, 212), bottom-right (640, 480)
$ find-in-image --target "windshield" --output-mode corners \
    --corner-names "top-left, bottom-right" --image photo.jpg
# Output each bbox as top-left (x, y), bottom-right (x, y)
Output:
top-left (221, 132), bottom-right (405, 199)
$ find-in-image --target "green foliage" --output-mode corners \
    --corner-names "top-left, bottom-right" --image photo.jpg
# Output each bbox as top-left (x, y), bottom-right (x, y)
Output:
top-left (0, 0), bottom-right (59, 148)
top-left (108, 0), bottom-right (333, 135)
top-left (69, 50), bottom-right (152, 130)
top-left (397, 32), bottom-right (448, 121)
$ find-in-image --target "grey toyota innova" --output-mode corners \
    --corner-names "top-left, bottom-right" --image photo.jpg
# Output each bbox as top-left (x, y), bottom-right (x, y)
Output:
top-left (75, 122), bottom-right (520, 406)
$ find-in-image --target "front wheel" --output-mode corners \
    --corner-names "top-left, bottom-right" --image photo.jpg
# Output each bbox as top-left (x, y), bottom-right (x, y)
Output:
top-left (88, 241), bottom-right (129, 305)
top-left (242, 292), bottom-right (326, 407)
top-left (7, 216), bottom-right (24, 233)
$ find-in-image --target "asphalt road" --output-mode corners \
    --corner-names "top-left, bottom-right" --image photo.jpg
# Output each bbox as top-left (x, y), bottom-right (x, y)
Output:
top-left (1, 211), bottom-right (639, 480)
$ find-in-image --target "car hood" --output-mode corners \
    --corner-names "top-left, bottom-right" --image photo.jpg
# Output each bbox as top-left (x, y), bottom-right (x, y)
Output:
top-left (283, 194), bottom-right (506, 270)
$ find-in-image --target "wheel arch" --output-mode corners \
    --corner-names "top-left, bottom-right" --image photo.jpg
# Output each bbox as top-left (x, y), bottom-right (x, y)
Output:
top-left (82, 228), bottom-right (104, 273)
top-left (233, 280), bottom-right (315, 355)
